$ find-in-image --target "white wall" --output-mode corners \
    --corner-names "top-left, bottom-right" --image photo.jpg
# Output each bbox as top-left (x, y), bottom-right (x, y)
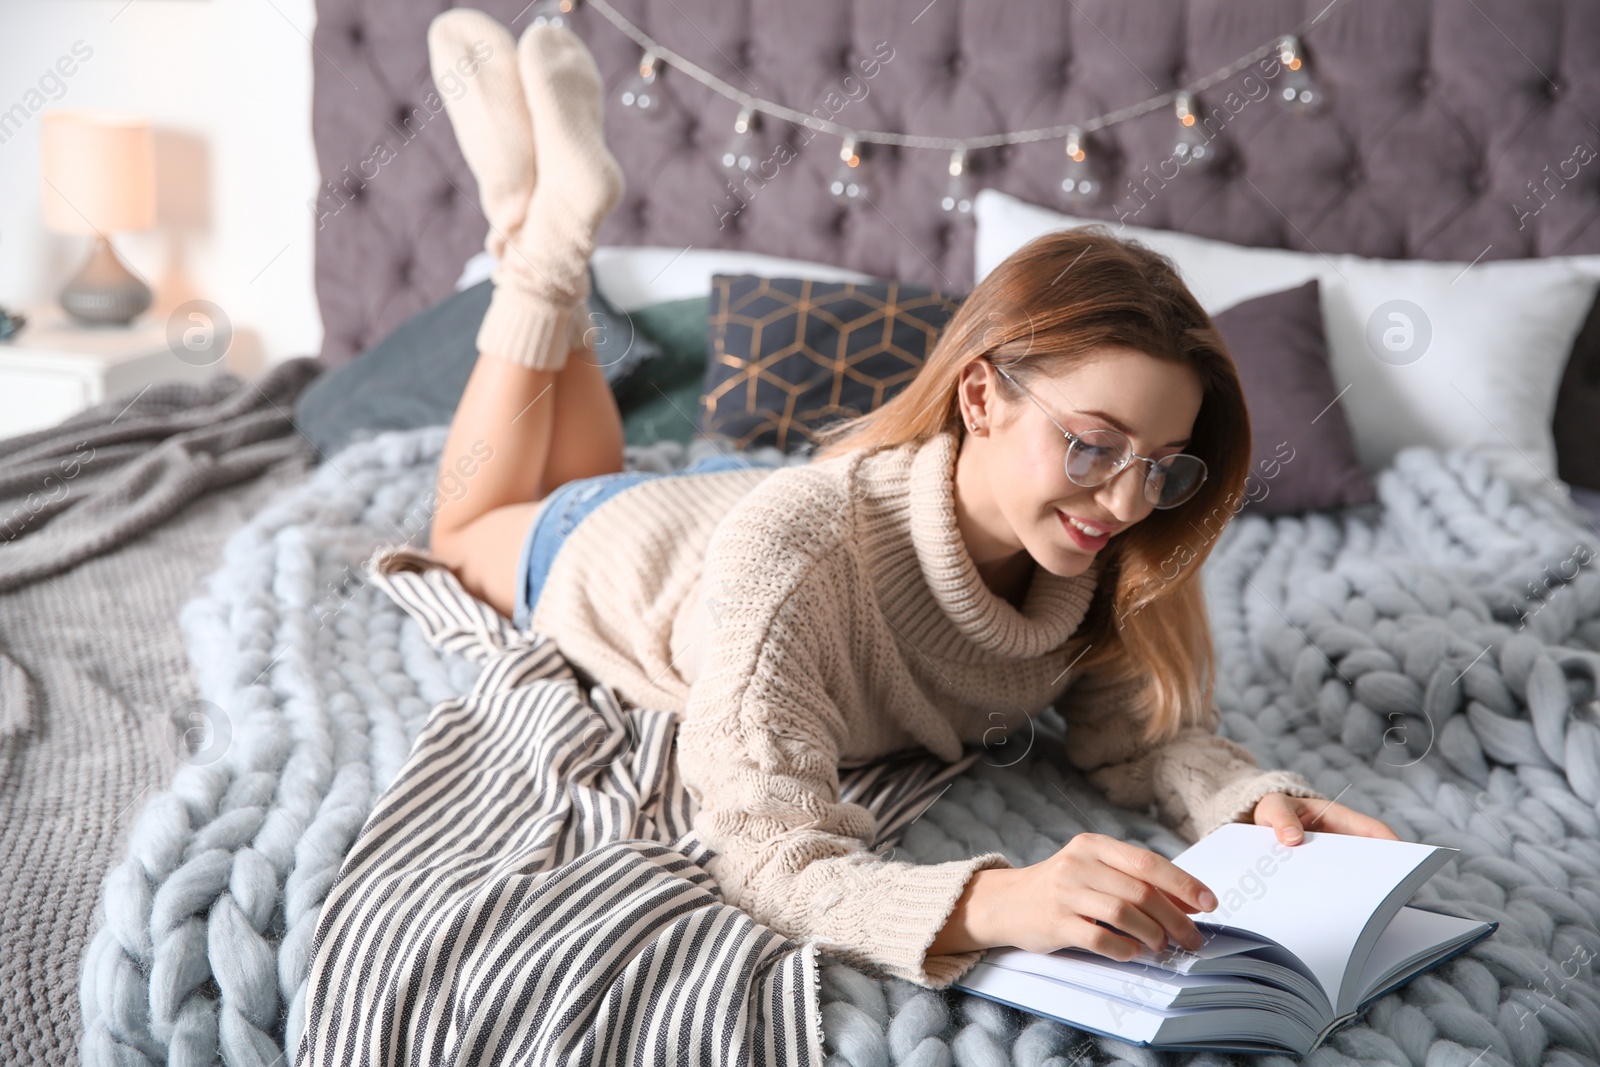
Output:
top-left (0, 0), bottom-right (323, 372)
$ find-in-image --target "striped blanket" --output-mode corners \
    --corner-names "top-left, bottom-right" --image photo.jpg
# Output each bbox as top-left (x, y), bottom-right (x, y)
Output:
top-left (294, 548), bottom-right (984, 1067)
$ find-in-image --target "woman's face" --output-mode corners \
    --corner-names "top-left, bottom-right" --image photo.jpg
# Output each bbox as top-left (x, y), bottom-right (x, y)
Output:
top-left (957, 346), bottom-right (1204, 580)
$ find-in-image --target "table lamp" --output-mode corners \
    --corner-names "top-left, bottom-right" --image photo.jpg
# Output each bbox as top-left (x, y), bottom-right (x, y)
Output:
top-left (40, 110), bottom-right (156, 326)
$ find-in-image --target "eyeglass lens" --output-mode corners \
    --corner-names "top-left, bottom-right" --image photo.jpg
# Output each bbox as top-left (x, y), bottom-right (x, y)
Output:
top-left (1066, 430), bottom-right (1205, 508)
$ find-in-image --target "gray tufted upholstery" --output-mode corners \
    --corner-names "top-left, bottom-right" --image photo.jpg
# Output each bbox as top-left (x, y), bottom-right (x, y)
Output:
top-left (310, 0), bottom-right (1600, 365)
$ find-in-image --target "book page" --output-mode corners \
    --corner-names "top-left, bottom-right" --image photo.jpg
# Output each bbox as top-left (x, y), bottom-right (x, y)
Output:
top-left (956, 961), bottom-right (1320, 1053)
top-left (982, 944), bottom-right (1253, 1007)
top-left (1356, 906), bottom-right (1491, 1001)
top-left (1172, 824), bottom-right (1447, 1011)
top-left (1126, 929), bottom-right (1271, 971)
top-left (955, 961), bottom-right (1167, 1045)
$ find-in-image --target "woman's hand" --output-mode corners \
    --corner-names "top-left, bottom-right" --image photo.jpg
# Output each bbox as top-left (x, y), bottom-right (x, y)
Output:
top-left (977, 833), bottom-right (1220, 962)
top-left (1252, 793), bottom-right (1399, 845)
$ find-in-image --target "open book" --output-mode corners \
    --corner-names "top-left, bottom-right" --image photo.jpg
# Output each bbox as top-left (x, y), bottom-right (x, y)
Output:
top-left (953, 824), bottom-right (1496, 1055)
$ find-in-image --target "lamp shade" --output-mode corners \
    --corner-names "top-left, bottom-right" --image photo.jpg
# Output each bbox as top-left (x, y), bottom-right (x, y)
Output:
top-left (40, 110), bottom-right (156, 235)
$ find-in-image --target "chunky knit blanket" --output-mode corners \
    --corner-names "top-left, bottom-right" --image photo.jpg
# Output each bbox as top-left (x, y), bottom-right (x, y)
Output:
top-left (78, 427), bottom-right (1600, 1067)
top-left (0, 363), bottom-right (318, 1066)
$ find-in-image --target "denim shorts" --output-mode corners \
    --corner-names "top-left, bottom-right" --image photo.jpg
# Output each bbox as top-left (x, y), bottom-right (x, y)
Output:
top-left (512, 452), bottom-right (781, 629)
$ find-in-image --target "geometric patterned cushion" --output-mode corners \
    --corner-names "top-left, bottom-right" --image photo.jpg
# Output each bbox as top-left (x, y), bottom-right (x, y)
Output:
top-left (701, 274), bottom-right (964, 452)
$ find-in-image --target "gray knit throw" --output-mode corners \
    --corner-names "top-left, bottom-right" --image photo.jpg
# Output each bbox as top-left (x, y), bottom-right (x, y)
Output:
top-left (0, 362), bottom-right (319, 1065)
top-left (77, 429), bottom-right (1600, 1067)
top-left (0, 357), bottom-right (322, 595)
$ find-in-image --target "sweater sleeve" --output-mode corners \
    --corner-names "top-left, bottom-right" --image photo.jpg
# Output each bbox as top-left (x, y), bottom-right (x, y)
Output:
top-left (1058, 667), bottom-right (1324, 841)
top-left (676, 550), bottom-right (1011, 989)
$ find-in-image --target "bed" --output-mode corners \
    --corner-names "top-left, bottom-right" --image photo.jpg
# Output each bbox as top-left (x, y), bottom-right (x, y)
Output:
top-left (5, 0), bottom-right (1598, 1065)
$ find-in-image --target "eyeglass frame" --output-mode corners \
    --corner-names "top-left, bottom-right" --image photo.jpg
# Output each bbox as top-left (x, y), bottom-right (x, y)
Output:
top-left (982, 357), bottom-right (1208, 510)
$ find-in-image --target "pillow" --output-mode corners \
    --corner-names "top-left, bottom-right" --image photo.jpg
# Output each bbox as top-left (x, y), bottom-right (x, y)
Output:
top-left (459, 246), bottom-right (877, 311)
top-left (296, 273), bottom-right (661, 457)
top-left (455, 250), bottom-right (497, 291)
top-left (698, 271), bottom-right (1373, 514)
top-left (1214, 280), bottom-right (1376, 515)
top-left (699, 275), bottom-right (963, 451)
top-left (974, 189), bottom-right (1600, 485)
top-left (1553, 290), bottom-right (1600, 491)
top-left (611, 297), bottom-right (712, 447)
top-left (296, 281), bottom-right (492, 456)
top-left (593, 247), bottom-right (875, 311)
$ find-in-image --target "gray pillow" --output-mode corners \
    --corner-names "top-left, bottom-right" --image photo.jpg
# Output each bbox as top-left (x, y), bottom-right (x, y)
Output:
top-left (1213, 279), bottom-right (1376, 516)
top-left (294, 265), bottom-right (660, 456)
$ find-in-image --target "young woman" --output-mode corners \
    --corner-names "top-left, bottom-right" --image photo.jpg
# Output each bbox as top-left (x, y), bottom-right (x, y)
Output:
top-left (424, 12), bottom-right (1397, 989)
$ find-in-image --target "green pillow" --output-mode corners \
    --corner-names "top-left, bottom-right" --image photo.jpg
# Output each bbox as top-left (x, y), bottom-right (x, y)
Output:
top-left (615, 296), bottom-right (711, 447)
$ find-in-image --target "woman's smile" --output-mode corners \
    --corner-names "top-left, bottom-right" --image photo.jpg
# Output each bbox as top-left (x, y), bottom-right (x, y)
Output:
top-left (1057, 508), bottom-right (1112, 552)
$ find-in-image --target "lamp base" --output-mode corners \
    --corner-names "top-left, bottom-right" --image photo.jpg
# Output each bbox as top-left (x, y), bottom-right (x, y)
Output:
top-left (59, 235), bottom-right (152, 326)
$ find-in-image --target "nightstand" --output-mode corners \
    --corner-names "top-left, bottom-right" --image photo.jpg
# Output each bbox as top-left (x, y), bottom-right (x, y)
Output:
top-left (0, 307), bottom-right (225, 437)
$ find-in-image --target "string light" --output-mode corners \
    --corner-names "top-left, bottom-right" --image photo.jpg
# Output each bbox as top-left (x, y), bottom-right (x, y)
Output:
top-left (720, 106), bottom-right (758, 177)
top-left (525, 0), bottom-right (575, 28)
top-left (828, 136), bottom-right (868, 205)
top-left (1274, 35), bottom-right (1323, 114)
top-left (569, 0), bottom-right (1336, 213)
top-left (941, 147), bottom-right (973, 215)
top-left (1171, 90), bottom-right (1213, 166)
top-left (1060, 126), bottom-right (1097, 205)
top-left (618, 47), bottom-right (663, 117)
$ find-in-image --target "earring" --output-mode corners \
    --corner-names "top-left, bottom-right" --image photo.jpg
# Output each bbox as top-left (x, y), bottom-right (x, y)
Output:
top-left (969, 420), bottom-right (979, 431)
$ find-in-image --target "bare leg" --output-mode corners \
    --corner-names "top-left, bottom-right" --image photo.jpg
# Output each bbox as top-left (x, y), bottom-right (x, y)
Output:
top-left (544, 340), bottom-right (626, 489)
top-left (423, 17), bottom-right (625, 617)
top-left (429, 339), bottom-right (624, 617)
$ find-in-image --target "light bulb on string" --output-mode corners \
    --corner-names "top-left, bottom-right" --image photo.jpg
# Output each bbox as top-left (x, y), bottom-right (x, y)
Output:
top-left (619, 47), bottom-right (663, 118)
top-left (524, 5), bottom-right (1325, 200)
top-left (1172, 91), bottom-right (1213, 166)
top-left (1273, 35), bottom-right (1323, 115)
top-left (525, 0), bottom-right (576, 28)
top-left (720, 107), bottom-right (757, 177)
top-left (1059, 125), bottom-right (1098, 204)
top-left (941, 146), bottom-right (974, 215)
top-left (829, 136), bottom-right (869, 206)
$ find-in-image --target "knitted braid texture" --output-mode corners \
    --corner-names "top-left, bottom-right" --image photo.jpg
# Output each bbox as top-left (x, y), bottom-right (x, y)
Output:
top-left (76, 434), bottom-right (1600, 1067)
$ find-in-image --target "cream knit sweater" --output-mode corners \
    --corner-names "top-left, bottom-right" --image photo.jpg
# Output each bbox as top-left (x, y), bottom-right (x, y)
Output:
top-left (526, 431), bottom-right (1320, 987)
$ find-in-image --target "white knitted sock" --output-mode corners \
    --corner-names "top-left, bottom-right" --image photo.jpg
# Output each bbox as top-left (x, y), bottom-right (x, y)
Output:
top-left (475, 24), bottom-right (625, 372)
top-left (426, 9), bottom-right (533, 266)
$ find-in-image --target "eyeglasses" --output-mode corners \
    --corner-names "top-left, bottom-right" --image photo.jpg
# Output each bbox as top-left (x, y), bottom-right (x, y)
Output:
top-left (989, 362), bottom-right (1208, 510)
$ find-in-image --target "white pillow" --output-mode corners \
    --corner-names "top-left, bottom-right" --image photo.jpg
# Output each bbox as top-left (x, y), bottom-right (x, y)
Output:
top-left (455, 247), bottom-right (875, 312)
top-left (974, 189), bottom-right (1600, 484)
top-left (455, 250), bottom-right (497, 291)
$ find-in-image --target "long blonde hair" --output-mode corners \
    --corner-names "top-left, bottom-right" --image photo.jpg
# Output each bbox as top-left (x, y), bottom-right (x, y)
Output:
top-left (812, 227), bottom-right (1253, 741)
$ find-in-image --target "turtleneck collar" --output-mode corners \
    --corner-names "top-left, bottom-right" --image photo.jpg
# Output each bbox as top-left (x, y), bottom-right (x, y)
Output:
top-left (895, 430), bottom-right (1102, 660)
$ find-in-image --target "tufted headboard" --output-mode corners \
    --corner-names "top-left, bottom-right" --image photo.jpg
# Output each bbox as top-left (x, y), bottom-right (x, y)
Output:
top-left (309, 0), bottom-right (1600, 365)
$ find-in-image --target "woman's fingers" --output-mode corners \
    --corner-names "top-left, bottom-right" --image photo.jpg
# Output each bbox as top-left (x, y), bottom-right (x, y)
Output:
top-left (1035, 836), bottom-right (1223, 962)
top-left (1253, 792), bottom-right (1308, 845)
top-left (1090, 869), bottom-right (1206, 952)
top-left (1059, 915), bottom-right (1145, 962)
top-left (1089, 836), bottom-right (1217, 915)
top-left (1094, 844), bottom-right (1216, 934)
top-left (1254, 793), bottom-right (1404, 842)
top-left (1301, 798), bottom-right (1401, 840)
top-left (1078, 890), bottom-right (1171, 953)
